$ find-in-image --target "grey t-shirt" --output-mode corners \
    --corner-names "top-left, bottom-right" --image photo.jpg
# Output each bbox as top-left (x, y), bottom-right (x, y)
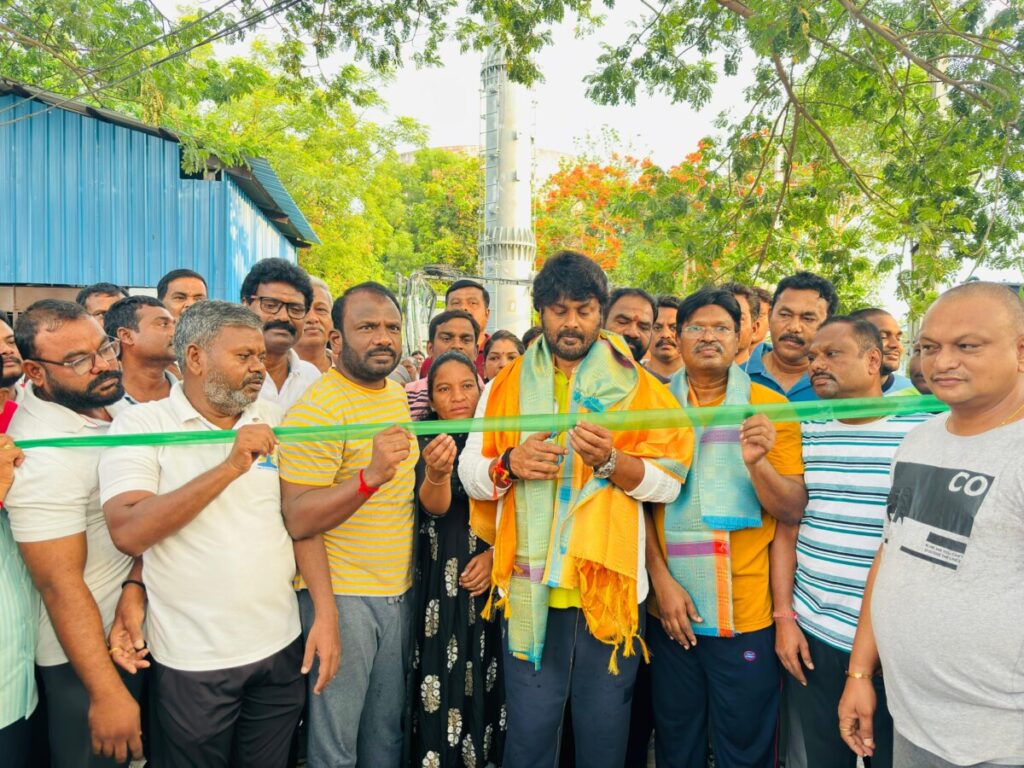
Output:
top-left (873, 413), bottom-right (1024, 766)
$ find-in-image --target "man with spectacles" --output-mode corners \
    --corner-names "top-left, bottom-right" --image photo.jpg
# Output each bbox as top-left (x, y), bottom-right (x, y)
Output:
top-left (645, 288), bottom-right (806, 768)
top-left (240, 258), bottom-right (322, 412)
top-left (5, 300), bottom-right (146, 767)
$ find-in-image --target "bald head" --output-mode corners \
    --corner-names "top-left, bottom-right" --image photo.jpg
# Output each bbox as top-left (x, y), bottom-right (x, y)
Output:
top-left (929, 282), bottom-right (1024, 334)
top-left (919, 281), bottom-right (1024, 418)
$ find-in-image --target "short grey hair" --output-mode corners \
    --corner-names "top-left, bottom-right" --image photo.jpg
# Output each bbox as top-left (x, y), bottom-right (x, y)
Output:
top-left (309, 276), bottom-right (333, 302)
top-left (174, 300), bottom-right (263, 364)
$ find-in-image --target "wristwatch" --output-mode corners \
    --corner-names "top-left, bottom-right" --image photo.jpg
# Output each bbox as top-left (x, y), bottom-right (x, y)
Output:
top-left (593, 448), bottom-right (618, 479)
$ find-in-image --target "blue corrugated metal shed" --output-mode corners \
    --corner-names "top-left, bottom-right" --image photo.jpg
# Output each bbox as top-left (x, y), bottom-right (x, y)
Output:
top-left (0, 79), bottom-right (320, 301)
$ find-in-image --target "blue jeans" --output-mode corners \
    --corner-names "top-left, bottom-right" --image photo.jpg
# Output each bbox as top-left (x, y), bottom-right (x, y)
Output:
top-left (649, 621), bottom-right (780, 768)
top-left (298, 590), bottom-right (412, 768)
top-left (502, 606), bottom-right (645, 768)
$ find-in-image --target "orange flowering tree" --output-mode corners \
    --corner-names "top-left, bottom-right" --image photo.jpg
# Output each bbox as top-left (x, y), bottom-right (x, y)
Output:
top-left (534, 133), bottom-right (877, 309)
top-left (534, 158), bottom-right (637, 270)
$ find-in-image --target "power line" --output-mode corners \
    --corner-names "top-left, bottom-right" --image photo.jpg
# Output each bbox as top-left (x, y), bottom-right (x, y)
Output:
top-left (86, 0), bottom-right (239, 75)
top-left (0, 0), bottom-right (302, 127)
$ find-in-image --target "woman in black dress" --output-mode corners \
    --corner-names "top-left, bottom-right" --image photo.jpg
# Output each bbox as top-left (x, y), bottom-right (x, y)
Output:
top-left (410, 351), bottom-right (505, 768)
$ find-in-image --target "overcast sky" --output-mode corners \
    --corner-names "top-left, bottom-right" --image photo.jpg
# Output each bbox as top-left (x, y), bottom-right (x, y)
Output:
top-left (367, 6), bottom-right (753, 166)
top-left (155, 0), bottom-right (1018, 317)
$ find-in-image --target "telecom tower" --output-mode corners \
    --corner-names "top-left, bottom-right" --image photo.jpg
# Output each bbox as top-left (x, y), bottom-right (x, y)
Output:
top-left (478, 46), bottom-right (536, 336)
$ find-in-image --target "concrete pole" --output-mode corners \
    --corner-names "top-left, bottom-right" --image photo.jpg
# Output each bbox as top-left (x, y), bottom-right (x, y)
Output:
top-left (478, 46), bottom-right (536, 336)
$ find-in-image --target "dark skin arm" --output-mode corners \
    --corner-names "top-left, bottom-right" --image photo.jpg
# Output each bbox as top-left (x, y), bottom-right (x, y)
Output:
top-left (740, 414), bottom-right (807, 524)
top-left (104, 425), bottom-right (278, 557)
top-left (838, 549), bottom-right (884, 759)
top-left (282, 426), bottom-right (412, 539)
top-left (418, 434), bottom-right (456, 516)
top-left (19, 534), bottom-right (143, 763)
top-left (771, 521), bottom-right (814, 685)
top-left (107, 558), bottom-right (149, 674)
top-left (293, 535), bottom-right (340, 695)
top-left (644, 507), bottom-right (703, 648)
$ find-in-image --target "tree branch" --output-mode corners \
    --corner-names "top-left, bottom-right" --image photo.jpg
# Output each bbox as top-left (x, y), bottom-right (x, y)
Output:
top-left (714, 0), bottom-right (753, 19)
top-left (771, 53), bottom-right (897, 215)
top-left (965, 128), bottom-right (1012, 260)
top-left (752, 103), bottom-right (798, 280)
top-left (835, 0), bottom-right (1001, 110)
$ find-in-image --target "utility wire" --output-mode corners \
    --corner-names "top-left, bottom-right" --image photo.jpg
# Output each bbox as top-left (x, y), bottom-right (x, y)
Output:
top-left (0, 0), bottom-right (301, 127)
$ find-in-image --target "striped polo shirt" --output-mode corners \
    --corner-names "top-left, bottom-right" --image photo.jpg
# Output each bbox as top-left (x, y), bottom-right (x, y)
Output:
top-left (279, 369), bottom-right (419, 596)
top-left (795, 413), bottom-right (931, 651)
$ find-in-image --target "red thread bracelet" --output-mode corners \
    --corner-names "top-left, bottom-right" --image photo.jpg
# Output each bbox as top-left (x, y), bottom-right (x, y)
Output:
top-left (358, 469), bottom-right (379, 498)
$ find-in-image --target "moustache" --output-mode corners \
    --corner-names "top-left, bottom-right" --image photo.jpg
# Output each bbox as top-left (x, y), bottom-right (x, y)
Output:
top-left (557, 330), bottom-right (585, 341)
top-left (779, 333), bottom-right (805, 346)
top-left (694, 342), bottom-right (723, 354)
top-left (366, 346), bottom-right (396, 360)
top-left (241, 373), bottom-right (265, 388)
top-left (656, 339), bottom-right (677, 348)
top-left (264, 320), bottom-right (296, 335)
top-left (811, 372), bottom-right (835, 382)
top-left (87, 370), bottom-right (123, 391)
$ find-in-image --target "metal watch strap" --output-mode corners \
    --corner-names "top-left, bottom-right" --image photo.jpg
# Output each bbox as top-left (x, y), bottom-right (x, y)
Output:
top-left (593, 448), bottom-right (618, 479)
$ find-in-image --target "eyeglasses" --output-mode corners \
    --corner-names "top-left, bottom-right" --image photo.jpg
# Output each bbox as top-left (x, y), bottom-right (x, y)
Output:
top-left (248, 296), bottom-right (308, 319)
top-left (28, 338), bottom-right (121, 376)
top-left (681, 325), bottom-right (737, 338)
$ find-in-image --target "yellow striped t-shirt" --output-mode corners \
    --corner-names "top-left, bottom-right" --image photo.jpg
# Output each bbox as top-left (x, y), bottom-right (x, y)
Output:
top-left (279, 368), bottom-right (419, 596)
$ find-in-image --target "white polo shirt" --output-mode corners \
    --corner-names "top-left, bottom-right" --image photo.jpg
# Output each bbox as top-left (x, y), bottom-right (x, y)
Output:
top-left (5, 384), bottom-right (133, 667)
top-left (99, 384), bottom-right (301, 672)
top-left (259, 349), bottom-right (321, 414)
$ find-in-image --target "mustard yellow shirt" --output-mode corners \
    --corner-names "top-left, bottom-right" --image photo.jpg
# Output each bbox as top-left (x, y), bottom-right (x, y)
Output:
top-left (279, 369), bottom-right (419, 596)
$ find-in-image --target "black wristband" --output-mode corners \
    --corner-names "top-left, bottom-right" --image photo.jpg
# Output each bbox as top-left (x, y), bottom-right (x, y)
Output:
top-left (500, 447), bottom-right (519, 482)
top-left (121, 579), bottom-right (146, 593)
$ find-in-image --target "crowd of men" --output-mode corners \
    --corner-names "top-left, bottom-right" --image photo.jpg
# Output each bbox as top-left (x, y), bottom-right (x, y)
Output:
top-left (0, 252), bottom-right (1021, 768)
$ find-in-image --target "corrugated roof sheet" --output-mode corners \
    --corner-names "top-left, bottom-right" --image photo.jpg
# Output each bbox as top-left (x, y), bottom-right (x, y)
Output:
top-left (0, 91), bottom-right (295, 298)
top-left (0, 78), bottom-right (320, 247)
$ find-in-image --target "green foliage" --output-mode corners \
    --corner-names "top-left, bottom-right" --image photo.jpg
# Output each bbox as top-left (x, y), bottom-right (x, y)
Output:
top-left (367, 148), bottom-right (483, 280)
top-left (0, 0), bottom-right (484, 293)
top-left (289, 0), bottom-right (1023, 312)
top-left (3, 0), bottom-right (1022, 310)
top-left (535, 144), bottom-right (878, 309)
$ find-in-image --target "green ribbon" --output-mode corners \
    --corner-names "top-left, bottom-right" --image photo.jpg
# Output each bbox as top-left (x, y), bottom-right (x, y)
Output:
top-left (14, 395), bottom-right (945, 450)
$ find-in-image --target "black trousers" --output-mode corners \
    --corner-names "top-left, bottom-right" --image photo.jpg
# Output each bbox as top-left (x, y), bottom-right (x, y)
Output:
top-left (37, 662), bottom-right (146, 768)
top-left (0, 715), bottom-right (32, 768)
top-left (649, 622), bottom-right (780, 768)
top-left (787, 632), bottom-right (893, 768)
top-left (150, 636), bottom-right (305, 768)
